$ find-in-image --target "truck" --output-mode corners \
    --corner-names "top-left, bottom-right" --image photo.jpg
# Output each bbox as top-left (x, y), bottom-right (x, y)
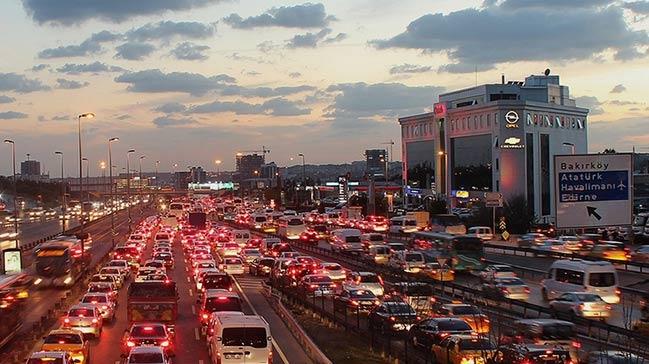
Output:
top-left (188, 211), bottom-right (207, 230)
top-left (127, 282), bottom-right (178, 331)
top-left (406, 211), bottom-right (430, 230)
top-left (341, 206), bottom-right (363, 221)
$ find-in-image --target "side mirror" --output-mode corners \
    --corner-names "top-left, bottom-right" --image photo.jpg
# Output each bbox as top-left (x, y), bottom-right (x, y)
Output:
top-left (216, 336), bottom-right (222, 342)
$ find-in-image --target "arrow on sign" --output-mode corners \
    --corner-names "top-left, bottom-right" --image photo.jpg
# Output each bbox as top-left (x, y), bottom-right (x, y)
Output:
top-left (587, 206), bottom-right (602, 220)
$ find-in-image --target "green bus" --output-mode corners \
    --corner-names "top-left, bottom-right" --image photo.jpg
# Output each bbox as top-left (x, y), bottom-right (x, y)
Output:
top-left (410, 232), bottom-right (485, 272)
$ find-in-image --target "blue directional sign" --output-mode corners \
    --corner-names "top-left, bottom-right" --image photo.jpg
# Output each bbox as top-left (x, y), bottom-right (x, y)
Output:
top-left (554, 154), bottom-right (632, 229)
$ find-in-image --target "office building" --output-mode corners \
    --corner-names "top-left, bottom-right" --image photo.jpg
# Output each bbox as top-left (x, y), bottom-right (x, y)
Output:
top-left (399, 71), bottom-right (588, 221)
top-left (365, 149), bottom-right (387, 178)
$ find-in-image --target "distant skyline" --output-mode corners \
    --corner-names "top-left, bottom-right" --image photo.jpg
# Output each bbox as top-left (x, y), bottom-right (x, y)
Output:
top-left (1, 0), bottom-right (648, 177)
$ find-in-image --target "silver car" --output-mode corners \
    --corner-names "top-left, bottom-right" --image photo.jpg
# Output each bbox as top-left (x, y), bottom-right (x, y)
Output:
top-left (80, 293), bottom-right (116, 321)
top-left (550, 292), bottom-right (611, 320)
top-left (127, 346), bottom-right (172, 364)
top-left (62, 304), bottom-right (103, 338)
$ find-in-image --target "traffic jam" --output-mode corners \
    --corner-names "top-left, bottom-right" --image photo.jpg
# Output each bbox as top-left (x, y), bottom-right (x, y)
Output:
top-left (23, 195), bottom-right (649, 364)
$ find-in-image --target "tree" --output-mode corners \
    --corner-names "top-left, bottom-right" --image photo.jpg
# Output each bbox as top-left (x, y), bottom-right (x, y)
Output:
top-left (602, 148), bottom-right (617, 154)
top-left (425, 197), bottom-right (448, 215)
top-left (502, 195), bottom-right (536, 234)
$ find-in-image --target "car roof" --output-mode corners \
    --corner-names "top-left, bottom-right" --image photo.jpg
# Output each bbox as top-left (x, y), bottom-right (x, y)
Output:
top-left (47, 328), bottom-right (84, 336)
top-left (30, 351), bottom-right (67, 358)
top-left (129, 346), bottom-right (165, 354)
top-left (205, 289), bottom-right (240, 298)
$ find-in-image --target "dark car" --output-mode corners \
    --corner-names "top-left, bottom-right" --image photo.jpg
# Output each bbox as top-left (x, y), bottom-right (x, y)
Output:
top-left (298, 274), bottom-right (335, 297)
top-left (122, 323), bottom-right (175, 357)
top-left (200, 272), bottom-right (233, 294)
top-left (368, 301), bottom-right (418, 333)
top-left (531, 223), bottom-right (556, 238)
top-left (299, 230), bottom-right (319, 244)
top-left (518, 233), bottom-right (547, 248)
top-left (282, 262), bottom-right (308, 287)
top-left (250, 257), bottom-right (275, 276)
top-left (270, 243), bottom-right (293, 257)
top-left (333, 288), bottom-right (380, 312)
top-left (409, 317), bottom-right (473, 349)
top-left (492, 344), bottom-right (573, 364)
top-left (153, 252), bottom-right (174, 269)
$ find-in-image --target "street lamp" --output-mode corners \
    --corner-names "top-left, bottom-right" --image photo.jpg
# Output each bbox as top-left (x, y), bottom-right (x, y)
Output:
top-left (77, 112), bottom-right (94, 244)
top-left (4, 139), bottom-right (18, 248)
top-left (126, 149), bottom-right (135, 232)
top-left (108, 137), bottom-right (119, 244)
top-left (215, 160), bottom-right (222, 180)
top-left (54, 151), bottom-right (66, 233)
top-left (155, 160), bottom-right (160, 188)
top-left (562, 142), bottom-right (576, 155)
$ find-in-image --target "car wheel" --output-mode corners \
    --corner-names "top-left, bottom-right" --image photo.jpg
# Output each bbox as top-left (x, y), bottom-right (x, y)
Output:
top-left (541, 288), bottom-right (548, 301)
top-left (412, 336), bottom-right (419, 347)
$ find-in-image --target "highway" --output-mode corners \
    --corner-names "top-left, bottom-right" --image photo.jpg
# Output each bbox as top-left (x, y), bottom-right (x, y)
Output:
top-left (18, 217), bottom-right (313, 364)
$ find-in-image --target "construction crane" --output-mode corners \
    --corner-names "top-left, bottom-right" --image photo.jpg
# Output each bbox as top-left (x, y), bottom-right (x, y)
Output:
top-left (236, 146), bottom-right (271, 156)
top-left (381, 140), bottom-right (395, 162)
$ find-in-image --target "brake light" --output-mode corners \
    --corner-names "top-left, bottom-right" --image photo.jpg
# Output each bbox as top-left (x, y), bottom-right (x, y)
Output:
top-left (310, 284), bottom-right (317, 289)
top-left (615, 289), bottom-right (621, 295)
top-left (578, 304), bottom-right (585, 311)
top-left (351, 300), bottom-right (359, 306)
top-left (389, 316), bottom-right (396, 322)
top-left (606, 305), bottom-right (612, 310)
top-left (144, 326), bottom-right (154, 331)
top-left (160, 340), bottom-right (170, 347)
top-left (571, 341), bottom-right (581, 349)
top-left (102, 305), bottom-right (108, 310)
top-left (524, 287), bottom-right (530, 294)
top-left (202, 313), bottom-right (209, 319)
top-left (64, 318), bottom-right (70, 324)
top-left (126, 341), bottom-right (135, 347)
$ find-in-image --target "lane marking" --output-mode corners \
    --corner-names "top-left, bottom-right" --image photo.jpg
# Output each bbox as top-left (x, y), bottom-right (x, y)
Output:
top-left (194, 327), bottom-right (200, 341)
top-left (233, 277), bottom-right (290, 364)
top-left (191, 305), bottom-right (196, 315)
top-left (189, 288), bottom-right (193, 297)
top-left (199, 361), bottom-right (204, 364)
top-left (187, 277), bottom-right (191, 283)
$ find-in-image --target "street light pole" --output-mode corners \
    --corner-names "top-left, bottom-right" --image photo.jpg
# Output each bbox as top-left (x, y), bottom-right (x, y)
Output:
top-left (77, 112), bottom-right (94, 254)
top-left (108, 137), bottom-right (119, 245)
top-left (82, 157), bottom-right (89, 204)
top-left (215, 160), bottom-right (222, 180)
top-left (55, 151), bottom-right (66, 233)
top-left (4, 139), bottom-right (18, 248)
top-left (126, 149), bottom-right (135, 233)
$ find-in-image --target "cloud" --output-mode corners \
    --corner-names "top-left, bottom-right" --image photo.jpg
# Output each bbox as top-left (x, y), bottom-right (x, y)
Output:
top-left (606, 99), bottom-right (642, 106)
top-left (116, 114), bottom-right (131, 120)
top-left (153, 115), bottom-right (197, 128)
top-left (220, 85), bottom-right (316, 98)
top-left (228, 52), bottom-right (272, 64)
top-left (289, 72), bottom-right (302, 78)
top-left (115, 42), bottom-right (156, 60)
top-left (437, 63), bottom-right (495, 74)
top-left (169, 42), bottom-right (210, 61)
top-left (257, 41), bottom-right (279, 53)
top-left (31, 64), bottom-right (49, 72)
top-left (126, 21), bottom-right (215, 42)
top-left (372, 5), bottom-right (649, 73)
top-left (56, 62), bottom-right (126, 75)
top-left (38, 31), bottom-right (120, 58)
top-left (624, 1), bottom-right (649, 14)
top-left (610, 84), bottom-right (627, 93)
top-left (153, 102), bottom-right (187, 114)
top-left (52, 115), bottom-right (70, 121)
top-left (187, 97), bottom-right (311, 116)
top-left (0, 95), bottom-right (16, 103)
top-left (324, 82), bottom-right (444, 118)
top-left (323, 32), bottom-right (347, 44)
top-left (497, 0), bottom-right (613, 9)
top-left (55, 78), bottom-right (89, 89)
top-left (0, 73), bottom-right (50, 93)
top-left (223, 3), bottom-right (334, 29)
top-left (389, 63), bottom-right (432, 75)
top-left (575, 95), bottom-right (604, 115)
top-left (114, 69), bottom-right (236, 96)
top-left (22, 0), bottom-right (223, 25)
top-left (287, 28), bottom-right (336, 48)
top-left (0, 111), bottom-right (28, 119)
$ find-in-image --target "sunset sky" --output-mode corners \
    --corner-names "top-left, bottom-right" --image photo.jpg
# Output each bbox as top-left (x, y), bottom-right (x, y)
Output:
top-left (1, 0), bottom-right (648, 177)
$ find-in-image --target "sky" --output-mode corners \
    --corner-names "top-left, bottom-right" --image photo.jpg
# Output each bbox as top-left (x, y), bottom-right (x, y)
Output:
top-left (0, 0), bottom-right (648, 177)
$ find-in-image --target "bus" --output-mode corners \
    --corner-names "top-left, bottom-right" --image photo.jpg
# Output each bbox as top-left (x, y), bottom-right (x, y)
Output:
top-left (0, 273), bottom-right (30, 349)
top-left (33, 238), bottom-right (88, 288)
top-left (411, 232), bottom-right (485, 272)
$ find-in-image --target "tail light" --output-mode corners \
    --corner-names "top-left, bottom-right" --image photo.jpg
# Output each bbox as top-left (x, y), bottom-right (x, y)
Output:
top-left (202, 313), bottom-right (209, 320)
top-left (310, 284), bottom-right (317, 289)
top-left (64, 318), bottom-right (70, 324)
top-left (501, 288), bottom-right (510, 294)
top-left (389, 316), bottom-right (396, 322)
top-left (126, 341), bottom-right (135, 347)
top-left (101, 305), bottom-right (108, 310)
top-left (578, 304), bottom-right (585, 311)
top-left (160, 340), bottom-right (170, 347)
top-left (351, 300), bottom-right (359, 306)
top-left (524, 287), bottom-right (530, 294)
top-left (615, 289), bottom-right (621, 295)
top-left (606, 305), bottom-right (612, 310)
top-left (571, 341), bottom-right (581, 349)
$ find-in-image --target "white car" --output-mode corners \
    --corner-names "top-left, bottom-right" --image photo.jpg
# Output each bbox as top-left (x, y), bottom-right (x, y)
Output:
top-left (126, 346), bottom-right (172, 364)
top-left (105, 259), bottom-right (131, 280)
top-left (143, 260), bottom-right (167, 274)
top-left (318, 263), bottom-right (347, 281)
top-left (221, 257), bottom-right (245, 275)
top-left (343, 272), bottom-right (384, 296)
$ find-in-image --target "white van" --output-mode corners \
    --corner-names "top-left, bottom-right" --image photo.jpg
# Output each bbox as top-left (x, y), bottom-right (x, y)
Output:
top-left (260, 238), bottom-right (281, 254)
top-left (366, 245), bottom-right (391, 264)
top-left (232, 230), bottom-right (251, 247)
top-left (277, 216), bottom-right (306, 240)
top-left (389, 216), bottom-right (419, 234)
top-left (208, 315), bottom-right (272, 364)
top-left (330, 229), bottom-right (363, 253)
top-left (541, 260), bottom-right (619, 304)
top-left (250, 214), bottom-right (268, 230)
top-left (467, 226), bottom-right (493, 241)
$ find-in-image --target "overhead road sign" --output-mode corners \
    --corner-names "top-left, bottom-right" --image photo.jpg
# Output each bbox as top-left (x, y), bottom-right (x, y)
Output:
top-left (554, 153), bottom-right (632, 229)
top-left (485, 192), bottom-right (503, 207)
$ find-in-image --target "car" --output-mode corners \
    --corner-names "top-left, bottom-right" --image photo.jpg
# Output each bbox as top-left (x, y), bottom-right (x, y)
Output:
top-left (467, 226), bottom-right (494, 241)
top-left (317, 262), bottom-right (347, 281)
top-left (511, 319), bottom-right (579, 363)
top-left (480, 264), bottom-right (517, 282)
top-left (279, 251), bottom-right (301, 259)
top-left (482, 277), bottom-right (530, 301)
top-left (87, 282), bottom-right (118, 300)
top-left (431, 334), bottom-right (495, 364)
top-left (152, 252), bottom-right (175, 269)
top-left (90, 274), bottom-right (120, 289)
top-left (79, 293), bottom-right (116, 321)
top-left (40, 329), bottom-right (89, 364)
top-left (220, 257), bottom-right (245, 275)
top-left (435, 304), bottom-right (490, 334)
top-left (517, 233), bottom-right (547, 248)
top-left (557, 235), bottom-right (583, 251)
top-left (631, 245), bottom-right (649, 263)
top-left (27, 351), bottom-right (75, 364)
top-left (368, 301), bottom-right (418, 333)
top-left (240, 248), bottom-right (262, 264)
top-left (531, 223), bottom-right (556, 237)
top-left (299, 230), bottom-right (319, 244)
top-left (98, 267), bottom-right (124, 288)
top-left (492, 344), bottom-right (573, 364)
top-left (586, 351), bottom-right (646, 364)
top-left (333, 288), bottom-right (380, 312)
top-left (587, 244), bottom-right (629, 261)
top-left (219, 242), bottom-right (241, 257)
top-left (409, 318), bottom-right (473, 349)
top-left (423, 262), bottom-right (455, 282)
top-left (250, 257), bottom-right (275, 276)
top-left (298, 274), bottom-right (336, 297)
top-left (204, 311), bottom-right (246, 343)
top-left (122, 323), bottom-right (175, 357)
top-left (389, 251), bottom-right (426, 273)
top-left (199, 290), bottom-right (243, 330)
top-left (199, 272), bottom-right (234, 296)
top-left (126, 346), bottom-right (172, 364)
top-left (343, 272), bottom-right (384, 297)
top-left (105, 259), bottom-right (131, 280)
top-left (62, 304), bottom-right (103, 338)
top-left (549, 292), bottom-right (612, 320)
top-left (360, 233), bottom-right (386, 250)
top-left (143, 260), bottom-right (167, 273)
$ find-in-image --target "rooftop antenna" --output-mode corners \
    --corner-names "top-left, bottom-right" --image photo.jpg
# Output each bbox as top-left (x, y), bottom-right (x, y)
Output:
top-left (544, 68), bottom-right (551, 76)
top-left (26, 153), bottom-right (30, 161)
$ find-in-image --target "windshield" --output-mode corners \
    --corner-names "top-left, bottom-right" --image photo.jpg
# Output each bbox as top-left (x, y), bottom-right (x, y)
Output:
top-left (82, 295), bottom-right (107, 303)
top-left (405, 253), bottom-right (424, 262)
top-left (255, 216), bottom-right (266, 222)
top-left (222, 327), bottom-right (268, 348)
top-left (384, 303), bottom-right (416, 314)
top-left (433, 215), bottom-right (461, 226)
top-left (349, 290), bottom-right (375, 298)
top-left (129, 282), bottom-right (177, 298)
top-left (459, 338), bottom-right (495, 350)
top-left (453, 238), bottom-right (482, 252)
top-left (288, 219), bottom-right (303, 225)
top-left (369, 235), bottom-right (383, 241)
top-left (498, 278), bottom-right (525, 286)
top-left (405, 220), bottom-right (417, 226)
top-left (438, 320), bottom-right (472, 331)
top-left (309, 276), bottom-right (332, 283)
top-left (44, 333), bottom-right (82, 344)
top-left (205, 297), bottom-right (242, 312)
top-left (589, 272), bottom-right (616, 287)
top-left (69, 308), bottom-right (94, 317)
top-left (225, 258), bottom-right (242, 264)
top-left (540, 324), bottom-right (574, 340)
top-left (634, 216), bottom-right (648, 226)
top-left (359, 275), bottom-right (380, 283)
top-left (451, 306), bottom-right (481, 315)
top-left (131, 325), bottom-right (166, 337)
top-left (325, 265), bottom-right (341, 271)
top-left (345, 236), bottom-right (361, 243)
top-left (28, 359), bottom-right (64, 364)
top-left (128, 353), bottom-right (164, 363)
